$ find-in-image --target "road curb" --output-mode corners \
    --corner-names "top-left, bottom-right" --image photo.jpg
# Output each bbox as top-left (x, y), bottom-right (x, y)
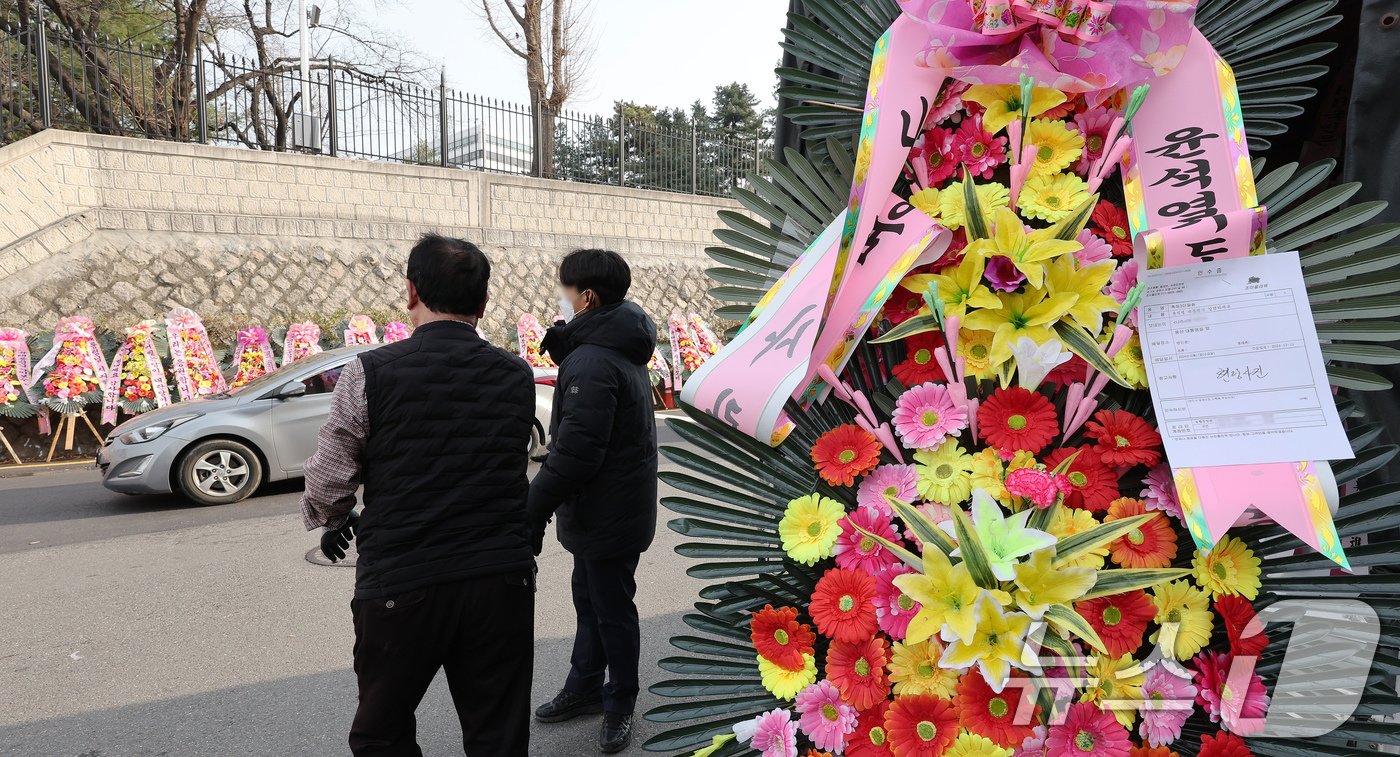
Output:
top-left (0, 459), bottom-right (95, 478)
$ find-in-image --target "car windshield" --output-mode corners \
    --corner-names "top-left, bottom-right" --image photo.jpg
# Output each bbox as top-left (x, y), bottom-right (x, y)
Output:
top-left (220, 363), bottom-right (297, 397)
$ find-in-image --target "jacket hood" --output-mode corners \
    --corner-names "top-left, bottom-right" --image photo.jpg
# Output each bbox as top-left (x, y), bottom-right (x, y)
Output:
top-left (546, 301), bottom-right (656, 366)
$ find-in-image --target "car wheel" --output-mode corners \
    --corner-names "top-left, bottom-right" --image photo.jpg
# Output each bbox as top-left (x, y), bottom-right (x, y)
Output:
top-left (528, 420), bottom-right (547, 458)
top-left (177, 439), bottom-right (264, 506)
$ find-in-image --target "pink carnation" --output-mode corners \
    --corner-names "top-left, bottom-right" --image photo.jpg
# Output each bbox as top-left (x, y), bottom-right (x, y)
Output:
top-left (795, 680), bottom-right (857, 752)
top-left (872, 563), bottom-right (922, 639)
top-left (857, 464), bottom-right (920, 515)
top-left (892, 382), bottom-right (967, 450)
top-left (1138, 664), bottom-right (1197, 747)
top-left (1005, 467), bottom-right (1065, 509)
top-left (1140, 463), bottom-right (1182, 521)
top-left (1193, 651), bottom-right (1270, 737)
top-left (833, 507), bottom-right (902, 575)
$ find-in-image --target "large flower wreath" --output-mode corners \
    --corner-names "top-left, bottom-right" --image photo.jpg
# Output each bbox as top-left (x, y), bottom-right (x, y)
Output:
top-left (646, 2), bottom-right (1400, 756)
top-left (0, 328), bottom-right (37, 420)
top-left (101, 321), bottom-right (172, 424)
top-left (29, 316), bottom-right (109, 417)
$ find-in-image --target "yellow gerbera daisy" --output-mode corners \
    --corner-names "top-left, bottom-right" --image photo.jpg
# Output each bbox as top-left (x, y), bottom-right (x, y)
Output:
top-left (757, 652), bottom-right (817, 700)
top-left (1113, 334), bottom-right (1148, 388)
top-left (777, 494), bottom-right (844, 566)
top-left (888, 638), bottom-right (959, 697)
top-left (1027, 118), bottom-right (1084, 177)
top-left (913, 439), bottom-right (974, 506)
top-left (1149, 580), bottom-right (1216, 661)
top-left (1048, 507), bottom-right (1108, 570)
top-left (940, 180), bottom-right (1011, 231)
top-left (911, 187), bottom-right (942, 219)
top-left (1192, 535), bottom-right (1262, 600)
top-left (1018, 172), bottom-right (1092, 223)
top-left (946, 731), bottom-right (1014, 757)
top-left (1082, 654), bottom-right (1145, 728)
top-left (959, 328), bottom-right (996, 380)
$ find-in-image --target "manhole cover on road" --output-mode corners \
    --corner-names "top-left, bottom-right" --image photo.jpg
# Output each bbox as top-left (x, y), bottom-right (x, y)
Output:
top-left (305, 542), bottom-right (358, 567)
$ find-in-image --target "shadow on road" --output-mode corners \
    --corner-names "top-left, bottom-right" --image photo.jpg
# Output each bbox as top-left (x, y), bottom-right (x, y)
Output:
top-left (0, 611), bottom-right (697, 757)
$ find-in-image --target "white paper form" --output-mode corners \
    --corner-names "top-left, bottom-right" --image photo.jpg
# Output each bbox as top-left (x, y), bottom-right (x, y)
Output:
top-left (1136, 251), bottom-right (1354, 469)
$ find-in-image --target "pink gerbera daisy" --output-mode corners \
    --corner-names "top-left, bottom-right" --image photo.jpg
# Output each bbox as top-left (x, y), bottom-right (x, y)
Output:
top-left (1073, 107), bottom-right (1116, 175)
top-left (1138, 664), bottom-right (1198, 747)
top-left (1075, 228), bottom-right (1114, 266)
top-left (1107, 260), bottom-right (1139, 328)
top-left (892, 383), bottom-right (967, 450)
top-left (872, 563), bottom-right (923, 639)
top-left (1140, 464), bottom-right (1182, 521)
top-left (1044, 701), bottom-right (1131, 757)
top-left (955, 113), bottom-right (1009, 179)
top-left (857, 464), bottom-right (920, 515)
top-left (1193, 651), bottom-right (1270, 737)
top-left (795, 680), bottom-right (858, 752)
top-left (747, 708), bottom-right (799, 757)
top-left (833, 507), bottom-right (902, 575)
top-left (917, 126), bottom-right (961, 187)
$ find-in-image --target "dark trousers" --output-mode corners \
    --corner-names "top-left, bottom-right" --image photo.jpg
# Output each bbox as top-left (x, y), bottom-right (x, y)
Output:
top-left (563, 554), bottom-right (641, 714)
top-left (349, 570), bottom-right (535, 757)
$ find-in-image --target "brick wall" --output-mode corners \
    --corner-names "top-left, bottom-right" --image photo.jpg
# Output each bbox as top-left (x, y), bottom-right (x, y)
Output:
top-left (0, 130), bottom-right (738, 341)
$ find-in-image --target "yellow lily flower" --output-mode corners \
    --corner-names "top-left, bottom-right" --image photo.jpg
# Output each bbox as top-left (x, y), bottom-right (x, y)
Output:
top-left (962, 287), bottom-right (1078, 370)
top-left (1045, 256), bottom-right (1120, 336)
top-left (1011, 547), bottom-right (1098, 620)
top-left (938, 594), bottom-right (1033, 693)
top-left (966, 208), bottom-right (1081, 289)
top-left (893, 545), bottom-right (986, 645)
top-left (963, 84), bottom-right (1068, 134)
top-left (927, 255), bottom-right (1001, 319)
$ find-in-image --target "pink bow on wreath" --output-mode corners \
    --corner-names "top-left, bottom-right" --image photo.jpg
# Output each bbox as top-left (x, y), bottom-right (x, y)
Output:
top-left (237, 326), bottom-right (268, 347)
top-left (899, 0), bottom-right (1198, 98)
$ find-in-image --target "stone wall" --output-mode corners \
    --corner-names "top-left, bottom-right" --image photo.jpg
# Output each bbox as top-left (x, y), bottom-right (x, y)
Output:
top-left (0, 130), bottom-right (737, 343)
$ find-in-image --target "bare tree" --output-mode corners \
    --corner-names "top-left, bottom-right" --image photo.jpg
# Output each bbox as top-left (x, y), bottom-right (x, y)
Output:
top-left (478, 0), bottom-right (591, 177)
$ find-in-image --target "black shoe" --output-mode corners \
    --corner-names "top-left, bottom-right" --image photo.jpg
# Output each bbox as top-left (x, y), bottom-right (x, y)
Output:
top-left (535, 688), bottom-right (603, 723)
top-left (600, 712), bottom-right (632, 754)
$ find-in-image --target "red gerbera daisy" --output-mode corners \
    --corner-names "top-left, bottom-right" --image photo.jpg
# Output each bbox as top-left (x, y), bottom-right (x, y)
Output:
top-left (1198, 731), bottom-right (1255, 757)
top-left (1085, 410), bottom-right (1163, 468)
top-left (1091, 199), bottom-right (1134, 257)
top-left (847, 701), bottom-right (894, 757)
top-left (892, 332), bottom-right (947, 387)
top-left (1105, 497), bottom-right (1178, 569)
top-left (883, 286), bottom-right (927, 327)
top-left (811, 568), bottom-right (880, 643)
top-left (825, 637), bottom-right (891, 710)
top-left (883, 693), bottom-right (958, 757)
top-left (1215, 595), bottom-right (1269, 658)
top-left (978, 387), bottom-right (1058, 454)
top-left (1043, 354), bottom-right (1089, 389)
top-left (955, 670), bottom-right (1039, 748)
top-left (750, 604), bottom-right (816, 671)
top-left (1075, 590), bottom-right (1157, 657)
top-left (812, 424), bottom-right (883, 487)
top-left (1044, 446), bottom-right (1119, 511)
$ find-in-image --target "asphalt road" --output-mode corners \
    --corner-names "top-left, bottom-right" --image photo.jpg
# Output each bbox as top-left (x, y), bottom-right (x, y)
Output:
top-left (0, 416), bottom-right (710, 757)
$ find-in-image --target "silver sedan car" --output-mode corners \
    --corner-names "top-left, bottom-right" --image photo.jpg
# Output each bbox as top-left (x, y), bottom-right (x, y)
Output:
top-left (98, 346), bottom-right (555, 505)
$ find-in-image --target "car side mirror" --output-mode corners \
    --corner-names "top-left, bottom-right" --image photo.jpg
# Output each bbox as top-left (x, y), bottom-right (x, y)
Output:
top-left (277, 380), bottom-right (307, 400)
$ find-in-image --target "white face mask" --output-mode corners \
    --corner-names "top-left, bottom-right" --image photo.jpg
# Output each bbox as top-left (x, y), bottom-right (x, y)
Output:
top-left (558, 295), bottom-right (576, 323)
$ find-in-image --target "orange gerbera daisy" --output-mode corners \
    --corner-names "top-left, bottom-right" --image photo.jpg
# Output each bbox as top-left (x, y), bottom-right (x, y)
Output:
top-left (813, 424), bottom-right (883, 487)
top-left (826, 636), bottom-right (892, 710)
top-left (955, 670), bottom-right (1040, 748)
top-left (884, 693), bottom-right (958, 757)
top-left (750, 605), bottom-right (816, 671)
top-left (1105, 497), bottom-right (1178, 569)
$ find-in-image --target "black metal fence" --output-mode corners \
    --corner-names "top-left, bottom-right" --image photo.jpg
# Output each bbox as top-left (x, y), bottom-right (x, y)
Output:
top-left (1, 23), bottom-right (767, 197)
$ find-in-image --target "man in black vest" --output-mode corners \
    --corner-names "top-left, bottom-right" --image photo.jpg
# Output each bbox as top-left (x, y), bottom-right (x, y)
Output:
top-left (528, 249), bottom-right (659, 754)
top-left (301, 234), bottom-right (537, 757)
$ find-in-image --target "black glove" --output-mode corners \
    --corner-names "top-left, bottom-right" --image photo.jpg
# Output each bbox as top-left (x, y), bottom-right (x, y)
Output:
top-left (320, 510), bottom-right (360, 563)
top-left (530, 524), bottom-right (546, 557)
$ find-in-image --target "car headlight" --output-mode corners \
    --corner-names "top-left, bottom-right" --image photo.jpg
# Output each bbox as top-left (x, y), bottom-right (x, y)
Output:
top-left (118, 414), bottom-right (203, 445)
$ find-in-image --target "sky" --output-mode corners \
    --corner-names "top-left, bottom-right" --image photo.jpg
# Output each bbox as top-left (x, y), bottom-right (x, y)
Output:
top-left (362, 0), bottom-right (791, 116)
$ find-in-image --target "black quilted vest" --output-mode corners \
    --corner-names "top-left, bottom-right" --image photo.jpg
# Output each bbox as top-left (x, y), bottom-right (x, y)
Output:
top-left (354, 320), bottom-right (536, 599)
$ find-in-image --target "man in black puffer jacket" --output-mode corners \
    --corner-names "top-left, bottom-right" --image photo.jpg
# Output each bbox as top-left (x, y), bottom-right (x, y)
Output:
top-left (528, 248), bottom-right (659, 755)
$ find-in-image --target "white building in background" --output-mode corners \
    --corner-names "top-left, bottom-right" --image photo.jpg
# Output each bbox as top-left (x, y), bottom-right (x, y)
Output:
top-left (395, 121), bottom-right (534, 174)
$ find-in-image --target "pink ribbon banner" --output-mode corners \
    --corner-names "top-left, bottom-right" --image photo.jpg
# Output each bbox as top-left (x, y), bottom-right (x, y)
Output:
top-left (1125, 29), bottom-right (1349, 568)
